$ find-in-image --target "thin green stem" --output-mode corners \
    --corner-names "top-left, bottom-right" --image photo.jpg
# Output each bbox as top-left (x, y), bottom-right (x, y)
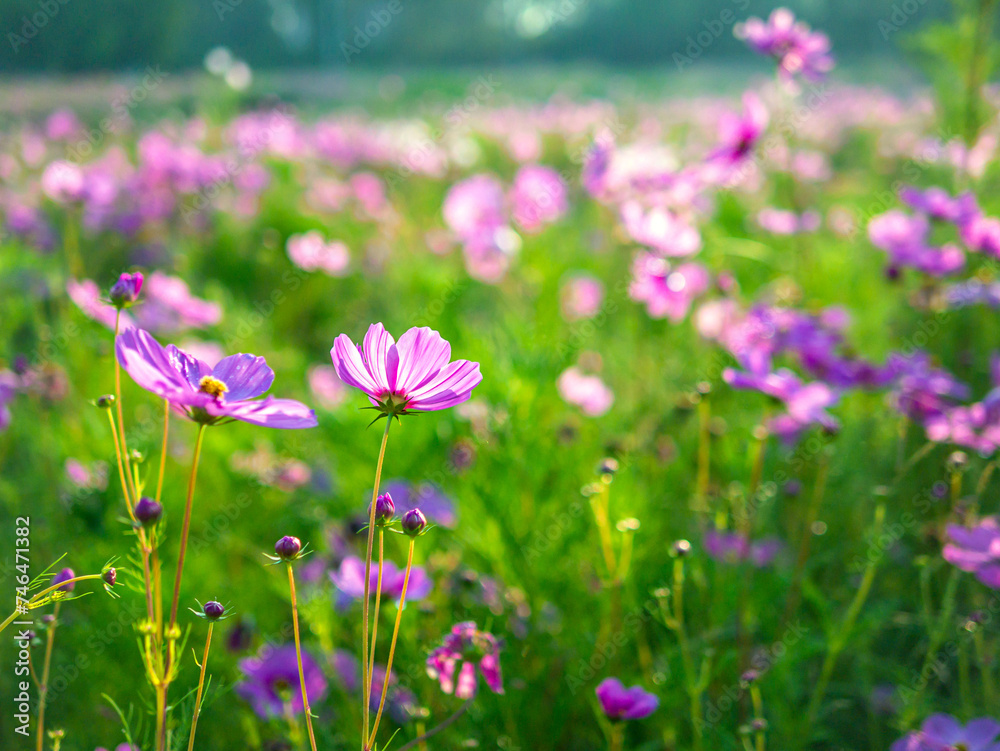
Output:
top-left (158, 423), bottom-right (207, 751)
top-left (801, 503), bottom-right (885, 745)
top-left (113, 312), bottom-right (138, 507)
top-left (362, 419), bottom-right (392, 749)
top-left (288, 564), bottom-right (318, 751)
top-left (187, 622), bottom-right (214, 751)
top-left (156, 399), bottom-right (170, 504)
top-left (782, 451), bottom-right (830, 628)
top-left (368, 538), bottom-right (414, 748)
top-left (366, 529), bottom-right (385, 718)
top-left (395, 698), bottom-right (473, 751)
top-left (36, 602), bottom-right (60, 751)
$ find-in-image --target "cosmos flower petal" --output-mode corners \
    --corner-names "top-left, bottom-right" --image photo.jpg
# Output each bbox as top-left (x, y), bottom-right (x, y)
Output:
top-left (166, 344), bottom-right (212, 390)
top-left (362, 323), bottom-right (396, 392)
top-left (116, 329), bottom-right (195, 402)
top-left (331, 334), bottom-right (381, 397)
top-left (393, 326), bottom-right (452, 394)
top-left (217, 396), bottom-right (318, 429)
top-left (212, 353), bottom-right (275, 400)
top-left (407, 359), bottom-right (483, 409)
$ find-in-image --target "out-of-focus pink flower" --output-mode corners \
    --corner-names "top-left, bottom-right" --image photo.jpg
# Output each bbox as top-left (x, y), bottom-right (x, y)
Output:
top-left (629, 254), bottom-right (710, 321)
top-left (45, 109), bottom-right (82, 141)
top-left (426, 622), bottom-right (503, 699)
top-left (708, 92), bottom-right (768, 169)
top-left (307, 364), bottom-right (347, 410)
top-left (557, 366), bottom-right (614, 417)
top-left (443, 174), bottom-right (507, 241)
top-left (620, 202), bottom-right (701, 257)
top-left (735, 8), bottom-right (834, 82)
top-left (560, 274), bottom-right (605, 321)
top-left (757, 208), bottom-right (821, 235)
top-left (42, 161), bottom-right (86, 203)
top-left (287, 231), bottom-right (350, 276)
top-left (961, 214), bottom-right (1000, 258)
top-left (595, 678), bottom-right (659, 721)
top-left (350, 172), bottom-right (388, 215)
top-left (509, 165), bottom-right (568, 233)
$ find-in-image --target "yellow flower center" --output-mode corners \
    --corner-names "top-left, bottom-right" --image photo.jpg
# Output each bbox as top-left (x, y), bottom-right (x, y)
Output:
top-left (198, 376), bottom-right (228, 398)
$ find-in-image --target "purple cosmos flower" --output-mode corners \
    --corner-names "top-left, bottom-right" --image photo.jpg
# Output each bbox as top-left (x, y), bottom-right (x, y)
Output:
top-left (961, 214), bottom-right (1000, 257)
top-left (886, 352), bottom-right (969, 423)
top-left (869, 210), bottom-right (966, 276)
top-left (629, 254), bottom-right (710, 322)
top-left (557, 366), bottom-right (614, 417)
top-left (890, 714), bottom-right (1000, 751)
top-left (735, 8), bottom-right (834, 83)
top-left (723, 367), bottom-right (840, 442)
top-left (704, 529), bottom-right (783, 567)
top-left (0, 370), bottom-right (20, 432)
top-left (331, 324), bottom-right (482, 415)
top-left (380, 479), bottom-right (458, 528)
top-left (116, 328), bottom-right (317, 428)
top-left (942, 518), bottom-right (1000, 589)
top-left (900, 186), bottom-right (979, 226)
top-left (329, 556), bottom-right (433, 604)
top-left (235, 644), bottom-right (328, 718)
top-left (595, 678), bottom-right (659, 721)
top-left (426, 621), bottom-right (503, 699)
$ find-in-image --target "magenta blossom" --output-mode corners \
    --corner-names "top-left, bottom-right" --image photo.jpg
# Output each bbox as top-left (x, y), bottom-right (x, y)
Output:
top-left (735, 8), bottom-right (834, 83)
top-left (620, 202), bottom-right (701, 257)
top-left (595, 678), bottom-right (659, 721)
top-left (891, 714), bottom-right (1000, 751)
top-left (426, 621), bottom-right (503, 699)
top-left (708, 92), bottom-right (768, 169)
top-left (942, 518), bottom-right (1000, 589)
top-left (286, 230), bottom-right (350, 276)
top-left (331, 324), bottom-right (482, 416)
top-left (560, 274), bottom-right (605, 321)
top-left (329, 555), bottom-right (434, 603)
top-left (236, 644), bottom-right (328, 718)
top-left (509, 165), bottom-right (568, 233)
top-left (629, 254), bottom-right (710, 322)
top-left (116, 328), bottom-right (317, 428)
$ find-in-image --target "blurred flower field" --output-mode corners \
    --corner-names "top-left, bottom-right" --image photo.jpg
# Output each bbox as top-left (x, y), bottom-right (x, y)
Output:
top-left (3, 6), bottom-right (1000, 751)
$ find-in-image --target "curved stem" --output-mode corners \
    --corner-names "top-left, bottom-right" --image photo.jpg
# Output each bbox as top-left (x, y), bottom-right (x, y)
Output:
top-left (187, 622), bottom-right (214, 751)
top-left (395, 698), bottom-right (473, 751)
top-left (288, 564), bottom-right (318, 751)
top-left (113, 312), bottom-right (138, 506)
top-left (368, 539), bottom-right (414, 747)
top-left (366, 529), bottom-right (385, 717)
top-left (0, 573), bottom-right (105, 635)
top-left (159, 423), bottom-right (207, 751)
top-left (362, 419), bottom-right (392, 748)
top-left (36, 602), bottom-right (60, 751)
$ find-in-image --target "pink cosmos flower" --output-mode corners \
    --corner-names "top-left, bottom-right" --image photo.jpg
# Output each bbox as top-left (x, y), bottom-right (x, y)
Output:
top-left (757, 208), bottom-right (821, 235)
top-left (329, 556), bottom-right (433, 602)
top-left (307, 364), bottom-right (347, 410)
top-left (509, 165), bottom-right (568, 233)
top-left (287, 231), bottom-right (350, 276)
top-left (707, 92), bottom-right (768, 169)
top-left (426, 621), bottom-right (503, 699)
top-left (629, 254), bottom-right (710, 321)
top-left (735, 8), bottom-right (834, 83)
top-left (620, 202), bottom-right (701, 257)
top-left (331, 324), bottom-right (482, 415)
top-left (68, 273), bottom-right (221, 333)
top-left (560, 274), bottom-right (605, 321)
top-left (116, 328), bottom-right (317, 428)
top-left (557, 367), bottom-right (614, 417)
top-left (41, 161), bottom-right (86, 203)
